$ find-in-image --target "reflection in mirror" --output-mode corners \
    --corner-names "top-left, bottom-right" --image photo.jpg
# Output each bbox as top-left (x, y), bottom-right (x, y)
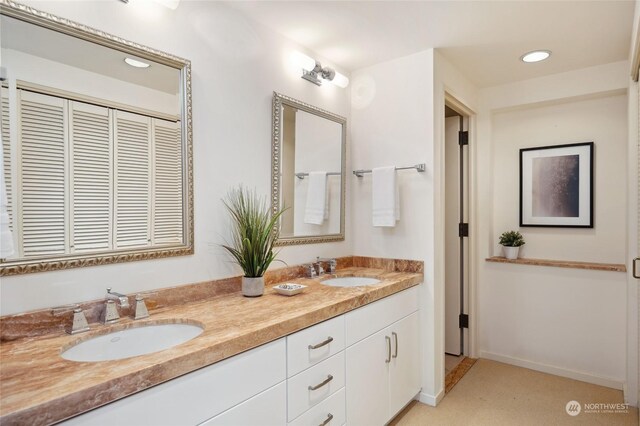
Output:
top-left (272, 92), bottom-right (345, 246)
top-left (0, 4), bottom-right (193, 275)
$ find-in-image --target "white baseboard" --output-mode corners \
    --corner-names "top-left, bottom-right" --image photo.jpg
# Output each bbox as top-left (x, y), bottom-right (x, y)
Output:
top-left (480, 351), bottom-right (624, 390)
top-left (418, 389), bottom-right (444, 406)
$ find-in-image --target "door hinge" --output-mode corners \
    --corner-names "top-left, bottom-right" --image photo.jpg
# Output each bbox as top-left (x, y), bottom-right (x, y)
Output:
top-left (458, 131), bottom-right (469, 146)
top-left (459, 314), bottom-right (469, 329)
top-left (458, 223), bottom-right (469, 237)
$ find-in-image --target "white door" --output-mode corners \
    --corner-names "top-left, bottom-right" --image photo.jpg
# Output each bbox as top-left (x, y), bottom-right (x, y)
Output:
top-left (445, 116), bottom-right (462, 355)
top-left (346, 328), bottom-right (390, 426)
top-left (388, 312), bottom-right (421, 418)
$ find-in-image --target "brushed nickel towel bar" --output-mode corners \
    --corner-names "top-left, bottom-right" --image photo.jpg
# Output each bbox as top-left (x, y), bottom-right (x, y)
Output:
top-left (353, 163), bottom-right (426, 178)
top-left (295, 171), bottom-right (342, 179)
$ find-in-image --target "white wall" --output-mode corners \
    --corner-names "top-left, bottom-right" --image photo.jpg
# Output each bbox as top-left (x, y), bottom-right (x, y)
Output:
top-left (349, 49), bottom-right (479, 405)
top-left (491, 95), bottom-right (627, 262)
top-left (477, 61), bottom-right (629, 390)
top-left (0, 0), bottom-right (351, 315)
top-left (350, 49), bottom-right (436, 404)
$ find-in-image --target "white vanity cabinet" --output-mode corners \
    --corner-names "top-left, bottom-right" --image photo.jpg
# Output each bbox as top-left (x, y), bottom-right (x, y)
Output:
top-left (59, 286), bottom-right (420, 426)
top-left (345, 287), bottom-right (421, 426)
top-left (61, 339), bottom-right (287, 426)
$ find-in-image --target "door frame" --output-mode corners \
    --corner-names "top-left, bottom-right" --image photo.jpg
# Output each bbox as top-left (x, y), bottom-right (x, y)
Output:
top-left (444, 93), bottom-right (477, 360)
top-left (626, 76), bottom-right (639, 406)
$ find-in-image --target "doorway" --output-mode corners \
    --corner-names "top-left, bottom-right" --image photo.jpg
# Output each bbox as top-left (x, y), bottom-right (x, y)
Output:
top-left (443, 103), bottom-right (474, 392)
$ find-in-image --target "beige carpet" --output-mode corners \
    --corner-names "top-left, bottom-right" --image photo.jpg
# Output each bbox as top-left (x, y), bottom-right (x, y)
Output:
top-left (391, 359), bottom-right (638, 426)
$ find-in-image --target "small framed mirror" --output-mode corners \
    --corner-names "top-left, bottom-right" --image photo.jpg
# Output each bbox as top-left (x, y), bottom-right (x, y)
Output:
top-left (271, 92), bottom-right (346, 246)
top-left (0, 1), bottom-right (193, 275)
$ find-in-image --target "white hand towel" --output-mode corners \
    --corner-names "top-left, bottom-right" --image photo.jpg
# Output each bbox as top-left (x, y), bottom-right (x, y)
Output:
top-left (372, 166), bottom-right (399, 227)
top-left (304, 171), bottom-right (328, 225)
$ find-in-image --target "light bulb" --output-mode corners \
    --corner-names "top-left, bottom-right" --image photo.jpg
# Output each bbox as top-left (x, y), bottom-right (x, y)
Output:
top-left (331, 71), bottom-right (349, 88)
top-left (291, 51), bottom-right (317, 72)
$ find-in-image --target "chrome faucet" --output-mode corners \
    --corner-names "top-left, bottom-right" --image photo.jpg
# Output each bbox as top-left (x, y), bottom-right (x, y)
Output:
top-left (106, 287), bottom-right (130, 308)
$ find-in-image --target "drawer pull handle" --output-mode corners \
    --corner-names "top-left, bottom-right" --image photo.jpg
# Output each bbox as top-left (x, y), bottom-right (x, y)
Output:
top-left (392, 331), bottom-right (398, 358)
top-left (308, 374), bottom-right (334, 391)
top-left (309, 336), bottom-right (334, 350)
top-left (319, 413), bottom-right (334, 426)
top-left (385, 336), bottom-right (391, 363)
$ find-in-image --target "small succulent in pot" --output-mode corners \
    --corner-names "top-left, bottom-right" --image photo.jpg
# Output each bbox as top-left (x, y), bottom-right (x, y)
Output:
top-left (222, 186), bottom-right (285, 297)
top-left (498, 230), bottom-right (525, 260)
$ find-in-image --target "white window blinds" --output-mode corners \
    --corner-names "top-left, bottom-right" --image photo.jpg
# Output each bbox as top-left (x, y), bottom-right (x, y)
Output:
top-left (12, 88), bottom-right (183, 258)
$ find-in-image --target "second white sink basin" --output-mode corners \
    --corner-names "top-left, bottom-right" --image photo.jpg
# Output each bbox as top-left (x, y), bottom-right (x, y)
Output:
top-left (61, 322), bottom-right (204, 362)
top-left (321, 277), bottom-right (381, 287)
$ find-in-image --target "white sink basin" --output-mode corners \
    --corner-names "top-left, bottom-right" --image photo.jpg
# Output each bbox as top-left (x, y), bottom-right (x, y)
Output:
top-left (321, 277), bottom-right (381, 287)
top-left (61, 322), bottom-right (204, 362)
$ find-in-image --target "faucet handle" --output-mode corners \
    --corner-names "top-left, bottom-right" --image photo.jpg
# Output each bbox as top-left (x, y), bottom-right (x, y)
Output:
top-left (134, 295), bottom-right (150, 320)
top-left (52, 304), bottom-right (90, 334)
top-left (133, 292), bottom-right (157, 320)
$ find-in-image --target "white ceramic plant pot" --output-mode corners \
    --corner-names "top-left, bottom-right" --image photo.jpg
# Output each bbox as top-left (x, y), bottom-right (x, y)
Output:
top-left (502, 246), bottom-right (520, 260)
top-left (242, 276), bottom-right (264, 297)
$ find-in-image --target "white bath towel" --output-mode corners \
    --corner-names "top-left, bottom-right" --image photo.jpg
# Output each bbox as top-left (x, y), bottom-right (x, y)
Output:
top-left (372, 166), bottom-right (399, 227)
top-left (304, 171), bottom-right (328, 225)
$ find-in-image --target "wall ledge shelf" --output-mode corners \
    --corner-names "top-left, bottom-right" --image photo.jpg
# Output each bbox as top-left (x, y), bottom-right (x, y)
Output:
top-left (485, 256), bottom-right (627, 273)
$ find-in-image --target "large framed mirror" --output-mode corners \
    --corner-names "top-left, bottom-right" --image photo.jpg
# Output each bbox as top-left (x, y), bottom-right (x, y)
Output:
top-left (0, 1), bottom-right (193, 275)
top-left (271, 92), bottom-right (346, 246)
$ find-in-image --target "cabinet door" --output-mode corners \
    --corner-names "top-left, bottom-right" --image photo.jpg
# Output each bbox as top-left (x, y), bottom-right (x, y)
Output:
top-left (389, 312), bottom-right (421, 418)
top-left (346, 328), bottom-right (390, 426)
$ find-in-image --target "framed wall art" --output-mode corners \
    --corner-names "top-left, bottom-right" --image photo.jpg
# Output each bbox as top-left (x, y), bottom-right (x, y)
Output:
top-left (520, 142), bottom-right (594, 228)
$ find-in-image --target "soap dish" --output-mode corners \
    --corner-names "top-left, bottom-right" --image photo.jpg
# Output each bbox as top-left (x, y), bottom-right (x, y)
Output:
top-left (273, 283), bottom-right (307, 296)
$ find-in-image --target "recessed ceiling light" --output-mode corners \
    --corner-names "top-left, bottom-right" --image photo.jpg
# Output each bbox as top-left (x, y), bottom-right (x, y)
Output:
top-left (124, 57), bottom-right (150, 68)
top-left (521, 50), bottom-right (551, 63)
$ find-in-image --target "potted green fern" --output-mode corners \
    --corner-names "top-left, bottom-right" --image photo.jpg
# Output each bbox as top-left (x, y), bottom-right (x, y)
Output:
top-left (222, 187), bottom-right (285, 297)
top-left (499, 230), bottom-right (525, 260)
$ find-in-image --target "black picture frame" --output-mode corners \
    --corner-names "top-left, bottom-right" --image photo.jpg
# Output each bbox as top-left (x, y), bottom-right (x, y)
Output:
top-left (519, 142), bottom-right (594, 228)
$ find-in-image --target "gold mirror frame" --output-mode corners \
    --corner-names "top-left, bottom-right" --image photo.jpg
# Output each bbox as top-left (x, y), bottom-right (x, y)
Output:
top-left (271, 92), bottom-right (346, 246)
top-left (0, 0), bottom-right (194, 276)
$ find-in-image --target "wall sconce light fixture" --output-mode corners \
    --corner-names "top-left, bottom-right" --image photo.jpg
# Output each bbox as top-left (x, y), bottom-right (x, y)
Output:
top-left (291, 52), bottom-right (349, 88)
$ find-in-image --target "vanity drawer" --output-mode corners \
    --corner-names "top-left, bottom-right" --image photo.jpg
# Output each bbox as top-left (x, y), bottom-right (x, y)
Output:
top-left (287, 315), bottom-right (345, 377)
top-left (201, 381), bottom-right (286, 426)
top-left (287, 351), bottom-right (345, 421)
top-left (288, 387), bottom-right (345, 426)
top-left (345, 286), bottom-right (419, 346)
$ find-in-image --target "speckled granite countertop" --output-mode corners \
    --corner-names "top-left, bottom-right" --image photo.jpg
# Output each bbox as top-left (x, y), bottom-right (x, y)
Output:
top-left (0, 266), bottom-right (422, 425)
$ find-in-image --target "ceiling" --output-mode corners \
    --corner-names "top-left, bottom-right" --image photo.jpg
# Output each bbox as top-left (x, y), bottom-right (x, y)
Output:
top-left (1, 15), bottom-right (179, 94)
top-left (226, 1), bottom-right (635, 88)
